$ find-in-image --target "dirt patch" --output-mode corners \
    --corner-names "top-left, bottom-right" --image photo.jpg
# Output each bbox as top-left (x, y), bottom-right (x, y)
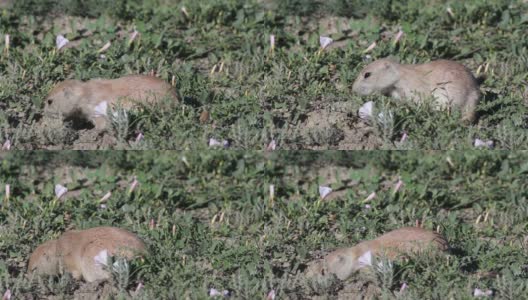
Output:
top-left (0, 0), bottom-right (12, 8)
top-left (72, 281), bottom-right (119, 300)
top-left (299, 102), bottom-right (383, 150)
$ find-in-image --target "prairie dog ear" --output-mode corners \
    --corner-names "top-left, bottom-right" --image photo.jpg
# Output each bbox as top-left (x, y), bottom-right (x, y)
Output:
top-left (382, 60), bottom-right (397, 69)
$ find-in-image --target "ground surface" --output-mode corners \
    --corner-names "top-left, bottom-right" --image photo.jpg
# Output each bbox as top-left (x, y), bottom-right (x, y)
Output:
top-left (0, 151), bottom-right (527, 299)
top-left (0, 0), bottom-right (526, 149)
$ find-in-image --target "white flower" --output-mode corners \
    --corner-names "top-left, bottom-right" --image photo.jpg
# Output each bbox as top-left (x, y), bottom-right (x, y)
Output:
top-left (473, 288), bottom-right (493, 297)
top-left (5, 184), bottom-right (10, 200)
top-left (365, 204), bottom-right (372, 209)
top-left (319, 36), bottom-right (333, 49)
top-left (208, 288), bottom-right (229, 297)
top-left (93, 101), bottom-right (108, 117)
top-left (4, 34), bottom-right (9, 51)
top-left (270, 35), bottom-right (275, 51)
top-left (54, 184), bottom-right (68, 199)
top-left (208, 138), bottom-right (230, 148)
top-left (318, 186), bottom-right (332, 199)
top-left (269, 185), bottom-right (275, 201)
top-left (209, 138), bottom-right (222, 147)
top-left (474, 139), bottom-right (494, 149)
top-left (357, 250), bottom-right (372, 268)
top-left (56, 35), bottom-right (69, 50)
top-left (363, 55), bottom-right (372, 62)
top-left (358, 101), bottom-right (374, 120)
top-left (94, 249), bottom-right (109, 267)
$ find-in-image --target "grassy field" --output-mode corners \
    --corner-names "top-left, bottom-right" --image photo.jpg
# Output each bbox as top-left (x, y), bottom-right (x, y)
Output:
top-left (0, 0), bottom-right (526, 149)
top-left (0, 151), bottom-right (527, 299)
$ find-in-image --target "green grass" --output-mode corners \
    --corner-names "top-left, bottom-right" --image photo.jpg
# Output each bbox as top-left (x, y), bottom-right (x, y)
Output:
top-left (0, 0), bottom-right (526, 149)
top-left (0, 151), bottom-right (527, 298)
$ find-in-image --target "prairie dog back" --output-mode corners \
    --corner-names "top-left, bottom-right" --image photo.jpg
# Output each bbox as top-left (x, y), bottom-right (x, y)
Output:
top-left (28, 226), bottom-right (147, 282)
top-left (44, 74), bottom-right (178, 129)
top-left (305, 227), bottom-right (448, 281)
top-left (352, 58), bottom-right (480, 123)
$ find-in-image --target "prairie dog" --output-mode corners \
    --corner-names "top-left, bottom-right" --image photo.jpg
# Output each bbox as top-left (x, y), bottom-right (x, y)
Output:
top-left (44, 75), bottom-right (178, 129)
top-left (352, 58), bottom-right (480, 123)
top-left (28, 226), bottom-right (147, 282)
top-left (305, 227), bottom-right (448, 281)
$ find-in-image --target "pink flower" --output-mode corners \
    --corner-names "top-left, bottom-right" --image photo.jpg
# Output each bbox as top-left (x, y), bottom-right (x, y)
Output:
top-left (135, 132), bottom-right (144, 142)
top-left (129, 177), bottom-right (139, 193)
top-left (393, 179), bottom-right (404, 194)
top-left (135, 282), bottom-right (144, 293)
top-left (266, 139), bottom-right (277, 151)
top-left (400, 282), bottom-right (408, 293)
top-left (266, 289), bottom-right (276, 300)
top-left (393, 30), bottom-right (404, 45)
top-left (2, 289), bottom-right (11, 300)
top-left (2, 139), bottom-right (11, 150)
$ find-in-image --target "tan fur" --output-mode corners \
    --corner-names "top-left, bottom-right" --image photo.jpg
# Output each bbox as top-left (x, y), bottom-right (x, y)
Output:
top-left (28, 226), bottom-right (147, 282)
top-left (352, 58), bottom-right (480, 123)
top-left (305, 227), bottom-right (448, 281)
top-left (44, 75), bottom-right (178, 129)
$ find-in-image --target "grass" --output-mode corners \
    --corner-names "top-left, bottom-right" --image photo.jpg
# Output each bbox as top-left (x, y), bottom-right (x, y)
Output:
top-left (0, 0), bottom-right (526, 149)
top-left (0, 151), bottom-right (527, 298)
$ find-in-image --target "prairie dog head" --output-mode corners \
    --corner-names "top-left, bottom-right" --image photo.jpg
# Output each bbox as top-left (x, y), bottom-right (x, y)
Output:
top-left (305, 248), bottom-right (363, 281)
top-left (44, 80), bottom-right (84, 115)
top-left (27, 239), bottom-right (60, 276)
top-left (352, 59), bottom-right (400, 96)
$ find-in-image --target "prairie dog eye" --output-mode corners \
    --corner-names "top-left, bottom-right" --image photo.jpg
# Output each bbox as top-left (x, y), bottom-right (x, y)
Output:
top-left (364, 72), bottom-right (371, 79)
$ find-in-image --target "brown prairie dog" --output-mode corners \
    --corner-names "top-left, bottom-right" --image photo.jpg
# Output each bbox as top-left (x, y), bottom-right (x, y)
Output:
top-left (44, 75), bottom-right (178, 129)
top-left (352, 58), bottom-right (480, 123)
top-left (28, 226), bottom-right (147, 282)
top-left (305, 227), bottom-right (448, 281)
